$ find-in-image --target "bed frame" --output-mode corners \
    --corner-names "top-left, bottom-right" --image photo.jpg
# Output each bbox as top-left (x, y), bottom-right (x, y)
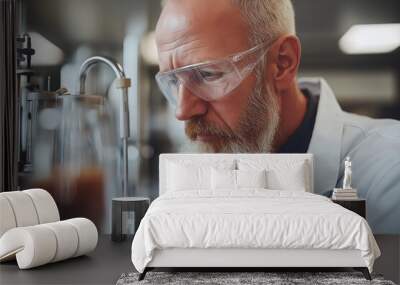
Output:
top-left (141, 248), bottom-right (371, 280)
top-left (139, 154), bottom-right (371, 281)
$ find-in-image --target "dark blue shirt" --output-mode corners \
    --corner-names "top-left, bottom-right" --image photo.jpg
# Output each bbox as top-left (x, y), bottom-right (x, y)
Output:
top-left (277, 89), bottom-right (319, 153)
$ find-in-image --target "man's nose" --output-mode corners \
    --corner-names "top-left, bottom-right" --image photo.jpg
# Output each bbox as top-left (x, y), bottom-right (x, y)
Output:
top-left (175, 85), bottom-right (208, 121)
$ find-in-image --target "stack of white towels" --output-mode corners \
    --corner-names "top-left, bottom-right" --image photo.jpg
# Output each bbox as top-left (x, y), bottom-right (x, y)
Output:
top-left (332, 188), bottom-right (359, 200)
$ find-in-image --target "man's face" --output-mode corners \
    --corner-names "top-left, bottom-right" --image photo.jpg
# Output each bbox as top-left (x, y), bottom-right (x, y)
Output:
top-left (156, 0), bottom-right (281, 153)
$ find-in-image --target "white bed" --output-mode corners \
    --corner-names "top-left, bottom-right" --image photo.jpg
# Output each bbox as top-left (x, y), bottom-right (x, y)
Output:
top-left (131, 154), bottom-right (380, 280)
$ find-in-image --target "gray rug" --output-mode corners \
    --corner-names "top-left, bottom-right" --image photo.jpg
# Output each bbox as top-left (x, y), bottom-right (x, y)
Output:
top-left (116, 272), bottom-right (396, 285)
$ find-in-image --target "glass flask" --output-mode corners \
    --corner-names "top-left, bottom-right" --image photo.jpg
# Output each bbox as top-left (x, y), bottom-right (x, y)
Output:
top-left (32, 94), bottom-right (120, 233)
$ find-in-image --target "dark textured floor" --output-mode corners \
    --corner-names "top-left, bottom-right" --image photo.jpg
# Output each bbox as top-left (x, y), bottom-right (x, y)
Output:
top-left (117, 271), bottom-right (395, 285)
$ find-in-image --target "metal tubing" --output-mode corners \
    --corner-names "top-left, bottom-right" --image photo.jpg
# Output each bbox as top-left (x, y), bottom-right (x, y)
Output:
top-left (78, 56), bottom-right (131, 197)
top-left (122, 137), bottom-right (129, 197)
top-left (79, 56), bottom-right (126, 95)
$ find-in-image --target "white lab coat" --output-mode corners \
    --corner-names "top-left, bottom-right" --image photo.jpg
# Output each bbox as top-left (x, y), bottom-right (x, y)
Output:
top-left (301, 78), bottom-right (400, 234)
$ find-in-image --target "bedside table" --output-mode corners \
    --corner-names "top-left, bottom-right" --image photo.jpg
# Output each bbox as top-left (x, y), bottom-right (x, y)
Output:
top-left (331, 198), bottom-right (366, 218)
top-left (112, 197), bottom-right (150, 242)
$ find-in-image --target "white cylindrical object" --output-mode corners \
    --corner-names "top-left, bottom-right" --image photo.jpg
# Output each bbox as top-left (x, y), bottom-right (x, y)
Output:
top-left (23, 189), bottom-right (60, 224)
top-left (0, 192), bottom-right (39, 227)
top-left (42, 221), bottom-right (79, 262)
top-left (0, 196), bottom-right (17, 238)
top-left (65, 218), bottom-right (98, 257)
top-left (0, 218), bottom-right (97, 269)
top-left (0, 226), bottom-right (57, 269)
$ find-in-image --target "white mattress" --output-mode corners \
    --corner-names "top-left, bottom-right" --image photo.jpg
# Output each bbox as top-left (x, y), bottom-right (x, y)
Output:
top-left (131, 190), bottom-right (380, 273)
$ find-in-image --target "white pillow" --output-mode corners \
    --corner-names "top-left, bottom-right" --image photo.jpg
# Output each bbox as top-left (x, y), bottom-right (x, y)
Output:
top-left (237, 169), bottom-right (267, 189)
top-left (167, 162), bottom-right (211, 191)
top-left (211, 168), bottom-right (267, 190)
top-left (166, 159), bottom-right (236, 192)
top-left (238, 159), bottom-right (309, 192)
top-left (211, 168), bottom-right (236, 190)
top-left (267, 165), bottom-right (307, 191)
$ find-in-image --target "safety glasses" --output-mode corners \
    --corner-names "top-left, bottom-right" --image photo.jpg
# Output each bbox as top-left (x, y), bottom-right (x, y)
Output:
top-left (155, 42), bottom-right (269, 106)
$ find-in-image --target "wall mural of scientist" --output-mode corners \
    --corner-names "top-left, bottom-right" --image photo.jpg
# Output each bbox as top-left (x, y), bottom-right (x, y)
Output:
top-left (5, 0), bottom-right (400, 235)
top-left (153, 0), bottom-right (400, 233)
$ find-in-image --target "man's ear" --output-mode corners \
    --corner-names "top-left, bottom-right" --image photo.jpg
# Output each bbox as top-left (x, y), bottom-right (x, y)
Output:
top-left (268, 35), bottom-right (301, 93)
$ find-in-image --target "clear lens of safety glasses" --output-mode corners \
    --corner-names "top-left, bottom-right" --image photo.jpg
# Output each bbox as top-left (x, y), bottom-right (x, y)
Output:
top-left (155, 43), bottom-right (269, 106)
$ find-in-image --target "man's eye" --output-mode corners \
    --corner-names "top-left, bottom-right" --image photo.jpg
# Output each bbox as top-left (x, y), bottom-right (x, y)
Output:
top-left (198, 70), bottom-right (224, 82)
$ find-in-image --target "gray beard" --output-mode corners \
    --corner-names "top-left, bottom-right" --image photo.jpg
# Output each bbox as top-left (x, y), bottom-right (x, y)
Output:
top-left (182, 79), bottom-right (281, 154)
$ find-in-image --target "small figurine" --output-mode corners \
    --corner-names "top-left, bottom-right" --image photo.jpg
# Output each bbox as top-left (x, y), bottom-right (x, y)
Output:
top-left (343, 156), bottom-right (352, 189)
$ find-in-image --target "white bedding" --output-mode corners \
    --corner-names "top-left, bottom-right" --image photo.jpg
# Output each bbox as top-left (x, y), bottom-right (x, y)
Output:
top-left (131, 190), bottom-right (380, 273)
